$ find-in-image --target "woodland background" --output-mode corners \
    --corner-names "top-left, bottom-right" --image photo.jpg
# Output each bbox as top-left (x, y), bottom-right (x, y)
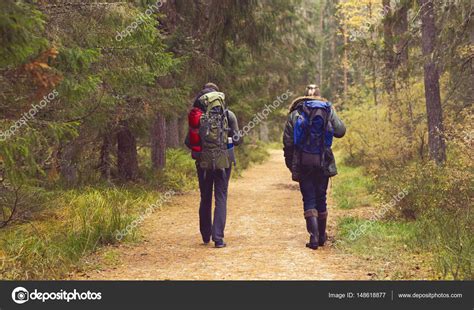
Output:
top-left (0, 0), bottom-right (472, 280)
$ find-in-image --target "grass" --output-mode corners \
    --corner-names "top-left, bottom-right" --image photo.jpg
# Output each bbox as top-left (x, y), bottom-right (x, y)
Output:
top-left (332, 156), bottom-right (375, 209)
top-left (334, 217), bottom-right (431, 279)
top-left (0, 143), bottom-right (272, 280)
top-left (0, 187), bottom-right (161, 280)
top-left (140, 148), bottom-right (197, 192)
top-left (332, 156), bottom-right (434, 279)
top-left (332, 156), bottom-right (472, 280)
top-left (157, 148), bottom-right (198, 191)
top-left (336, 217), bottom-right (416, 259)
top-left (415, 208), bottom-right (472, 280)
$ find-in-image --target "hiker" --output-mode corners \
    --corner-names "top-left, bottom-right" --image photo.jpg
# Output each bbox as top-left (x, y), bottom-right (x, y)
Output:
top-left (185, 83), bottom-right (242, 248)
top-left (283, 84), bottom-right (346, 250)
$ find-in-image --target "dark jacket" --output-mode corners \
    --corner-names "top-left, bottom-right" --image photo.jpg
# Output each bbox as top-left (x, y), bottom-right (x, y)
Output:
top-left (283, 96), bottom-right (346, 181)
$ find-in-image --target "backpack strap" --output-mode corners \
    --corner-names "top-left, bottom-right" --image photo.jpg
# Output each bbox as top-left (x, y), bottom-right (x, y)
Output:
top-left (320, 105), bottom-right (332, 153)
top-left (304, 107), bottom-right (318, 147)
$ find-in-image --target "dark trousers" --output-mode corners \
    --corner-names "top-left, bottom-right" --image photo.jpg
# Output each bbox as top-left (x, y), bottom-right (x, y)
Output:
top-left (197, 165), bottom-right (232, 242)
top-left (298, 167), bottom-right (330, 213)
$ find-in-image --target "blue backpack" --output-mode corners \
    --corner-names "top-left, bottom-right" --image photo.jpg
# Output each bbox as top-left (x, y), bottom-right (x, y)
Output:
top-left (294, 100), bottom-right (334, 167)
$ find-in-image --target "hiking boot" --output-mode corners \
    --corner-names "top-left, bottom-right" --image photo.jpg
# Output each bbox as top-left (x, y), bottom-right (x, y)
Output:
top-left (214, 240), bottom-right (227, 248)
top-left (306, 235), bottom-right (319, 250)
top-left (304, 210), bottom-right (319, 250)
top-left (318, 211), bottom-right (328, 246)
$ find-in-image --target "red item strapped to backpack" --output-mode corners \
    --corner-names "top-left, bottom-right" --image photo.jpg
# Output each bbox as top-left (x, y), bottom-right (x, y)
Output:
top-left (188, 107), bottom-right (203, 158)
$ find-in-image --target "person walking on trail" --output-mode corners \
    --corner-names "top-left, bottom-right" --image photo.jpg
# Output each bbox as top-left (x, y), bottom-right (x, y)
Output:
top-left (283, 84), bottom-right (346, 250)
top-left (185, 83), bottom-right (242, 248)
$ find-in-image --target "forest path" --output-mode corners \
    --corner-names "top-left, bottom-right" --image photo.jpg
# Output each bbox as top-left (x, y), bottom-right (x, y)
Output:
top-left (76, 150), bottom-right (370, 280)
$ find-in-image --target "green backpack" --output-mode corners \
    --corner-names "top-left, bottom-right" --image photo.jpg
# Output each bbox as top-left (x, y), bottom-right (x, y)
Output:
top-left (198, 91), bottom-right (231, 170)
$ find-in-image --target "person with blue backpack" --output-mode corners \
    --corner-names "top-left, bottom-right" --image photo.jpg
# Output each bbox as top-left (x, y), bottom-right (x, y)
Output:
top-left (283, 84), bottom-right (346, 250)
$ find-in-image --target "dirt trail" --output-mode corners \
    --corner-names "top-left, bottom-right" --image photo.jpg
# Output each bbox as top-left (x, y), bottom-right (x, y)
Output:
top-left (76, 150), bottom-right (370, 280)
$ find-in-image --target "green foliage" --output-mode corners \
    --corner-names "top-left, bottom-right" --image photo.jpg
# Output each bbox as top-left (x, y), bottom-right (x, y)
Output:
top-left (159, 148), bottom-right (197, 192)
top-left (332, 156), bottom-right (416, 265)
top-left (377, 152), bottom-right (472, 220)
top-left (335, 216), bottom-right (428, 279)
top-left (374, 135), bottom-right (473, 279)
top-left (0, 1), bottom-right (47, 68)
top-left (138, 147), bottom-right (196, 191)
top-left (332, 157), bottom-right (375, 209)
top-left (233, 142), bottom-right (270, 176)
top-left (0, 187), bottom-right (160, 280)
top-left (0, 143), bottom-right (274, 279)
top-left (1, 0), bottom-right (470, 281)
top-left (336, 217), bottom-right (416, 259)
top-left (335, 82), bottom-right (428, 172)
top-left (415, 208), bottom-right (472, 280)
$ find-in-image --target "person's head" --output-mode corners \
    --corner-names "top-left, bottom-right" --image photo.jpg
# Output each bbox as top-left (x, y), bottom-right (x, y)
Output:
top-left (305, 84), bottom-right (320, 96)
top-left (203, 82), bottom-right (219, 92)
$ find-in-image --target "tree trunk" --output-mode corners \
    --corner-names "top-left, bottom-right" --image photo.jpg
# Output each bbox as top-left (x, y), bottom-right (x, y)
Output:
top-left (418, 0), bottom-right (446, 165)
top-left (99, 132), bottom-right (112, 181)
top-left (318, 0), bottom-right (325, 87)
top-left (394, 3), bottom-right (409, 68)
top-left (394, 1), bottom-right (411, 132)
top-left (328, 1), bottom-right (338, 97)
top-left (151, 113), bottom-right (167, 170)
top-left (166, 116), bottom-right (180, 148)
top-left (383, 0), bottom-right (395, 94)
top-left (259, 121), bottom-right (269, 142)
top-left (178, 116), bottom-right (186, 147)
top-left (342, 26), bottom-right (349, 102)
top-left (59, 143), bottom-right (78, 186)
top-left (117, 121), bottom-right (138, 180)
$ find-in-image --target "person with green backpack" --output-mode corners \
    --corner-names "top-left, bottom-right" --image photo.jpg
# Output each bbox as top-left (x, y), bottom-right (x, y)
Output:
top-left (185, 83), bottom-right (242, 248)
top-left (283, 84), bottom-right (346, 250)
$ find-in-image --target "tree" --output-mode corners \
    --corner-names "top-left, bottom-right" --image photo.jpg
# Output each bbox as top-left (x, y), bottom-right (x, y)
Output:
top-left (382, 0), bottom-right (395, 94)
top-left (98, 132), bottom-right (113, 181)
top-left (418, 0), bottom-right (446, 164)
top-left (151, 113), bottom-right (166, 171)
top-left (393, 1), bottom-right (409, 68)
top-left (166, 117), bottom-right (180, 148)
top-left (117, 121), bottom-right (138, 180)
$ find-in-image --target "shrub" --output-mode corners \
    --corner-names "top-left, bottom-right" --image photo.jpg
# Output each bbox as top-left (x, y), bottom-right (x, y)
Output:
top-left (415, 208), bottom-right (472, 280)
top-left (160, 148), bottom-right (197, 192)
top-left (332, 159), bottom-right (375, 209)
top-left (233, 141), bottom-right (270, 176)
top-left (0, 187), bottom-right (160, 279)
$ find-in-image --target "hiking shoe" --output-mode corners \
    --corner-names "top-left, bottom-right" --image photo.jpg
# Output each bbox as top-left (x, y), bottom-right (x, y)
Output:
top-left (318, 211), bottom-right (328, 246)
top-left (214, 240), bottom-right (227, 248)
top-left (305, 215), bottom-right (319, 250)
top-left (306, 235), bottom-right (319, 250)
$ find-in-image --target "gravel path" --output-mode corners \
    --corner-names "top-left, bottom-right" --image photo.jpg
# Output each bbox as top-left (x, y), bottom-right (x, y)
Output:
top-left (76, 150), bottom-right (369, 280)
